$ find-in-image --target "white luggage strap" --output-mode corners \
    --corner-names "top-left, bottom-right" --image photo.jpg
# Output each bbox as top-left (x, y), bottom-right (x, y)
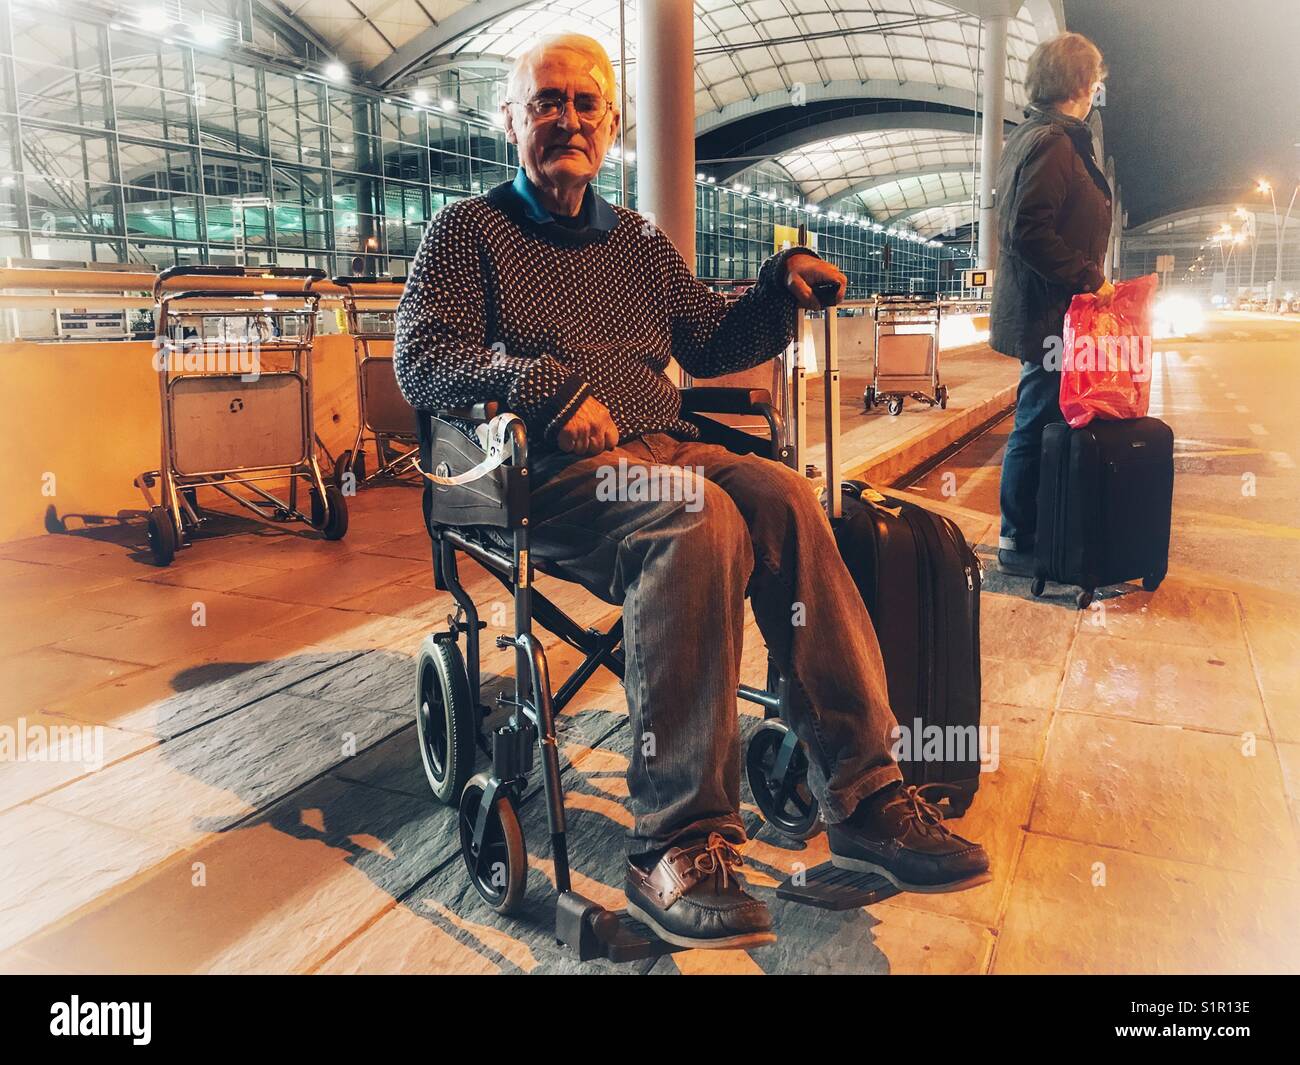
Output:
top-left (416, 412), bottom-right (521, 486)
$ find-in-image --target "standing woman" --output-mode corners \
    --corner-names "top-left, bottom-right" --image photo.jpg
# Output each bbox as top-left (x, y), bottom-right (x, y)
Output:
top-left (990, 32), bottom-right (1114, 576)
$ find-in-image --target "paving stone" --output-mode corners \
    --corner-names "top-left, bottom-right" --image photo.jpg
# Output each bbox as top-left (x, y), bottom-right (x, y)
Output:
top-left (12, 772), bottom-right (456, 974)
top-left (980, 591), bottom-right (1079, 664)
top-left (284, 649), bottom-right (413, 714)
top-left (0, 804), bottom-right (175, 954)
top-left (0, 649), bottom-right (146, 721)
top-left (228, 554), bottom-right (427, 609)
top-left (1073, 581), bottom-right (1247, 650)
top-left (111, 651), bottom-right (364, 740)
top-left (993, 834), bottom-right (1300, 974)
top-left (980, 701), bottom-right (1052, 762)
top-left (0, 601), bottom-right (137, 659)
top-left (0, 712), bottom-right (157, 812)
top-left (51, 592), bottom-right (311, 669)
top-left (37, 693), bottom-right (409, 846)
top-left (1058, 634), bottom-right (1267, 735)
top-left (313, 904), bottom-right (502, 974)
top-left (981, 654), bottom-right (1065, 709)
top-left (0, 560), bottom-right (125, 602)
top-left (140, 558), bottom-right (283, 593)
top-left (1031, 711), bottom-right (1299, 878)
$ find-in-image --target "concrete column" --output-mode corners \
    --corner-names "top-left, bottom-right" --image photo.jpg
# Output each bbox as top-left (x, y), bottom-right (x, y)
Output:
top-left (977, 12), bottom-right (1008, 269)
top-left (635, 0), bottom-right (696, 268)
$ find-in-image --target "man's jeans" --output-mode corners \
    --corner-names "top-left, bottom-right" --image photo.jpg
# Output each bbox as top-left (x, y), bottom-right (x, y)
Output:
top-left (527, 433), bottom-right (902, 858)
top-left (998, 359), bottom-right (1064, 553)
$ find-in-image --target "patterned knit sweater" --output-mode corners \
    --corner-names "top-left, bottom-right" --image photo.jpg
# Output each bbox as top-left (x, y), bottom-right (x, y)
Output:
top-left (393, 176), bottom-right (813, 448)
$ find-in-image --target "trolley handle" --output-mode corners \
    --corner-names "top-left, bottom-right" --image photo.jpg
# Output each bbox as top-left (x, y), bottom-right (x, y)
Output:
top-left (157, 265), bottom-right (326, 281)
top-left (810, 282), bottom-right (844, 521)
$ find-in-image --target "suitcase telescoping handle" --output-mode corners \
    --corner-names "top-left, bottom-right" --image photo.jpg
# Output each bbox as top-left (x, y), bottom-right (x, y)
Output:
top-left (811, 280), bottom-right (843, 519)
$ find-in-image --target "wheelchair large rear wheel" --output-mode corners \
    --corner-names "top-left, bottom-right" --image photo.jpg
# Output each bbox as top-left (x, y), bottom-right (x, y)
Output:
top-left (415, 635), bottom-right (477, 805)
top-left (745, 719), bottom-right (822, 840)
top-left (459, 773), bottom-right (526, 915)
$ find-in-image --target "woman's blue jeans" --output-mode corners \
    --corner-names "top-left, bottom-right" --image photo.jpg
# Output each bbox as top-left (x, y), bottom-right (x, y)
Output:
top-left (998, 359), bottom-right (1064, 553)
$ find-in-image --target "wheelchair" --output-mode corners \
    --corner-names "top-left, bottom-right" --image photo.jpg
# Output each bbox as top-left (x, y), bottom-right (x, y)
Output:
top-left (413, 385), bottom-right (825, 961)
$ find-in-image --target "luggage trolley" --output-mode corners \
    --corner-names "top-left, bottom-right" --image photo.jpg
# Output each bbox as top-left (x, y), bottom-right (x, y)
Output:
top-left (135, 265), bottom-right (348, 566)
top-left (329, 275), bottom-right (419, 488)
top-left (864, 291), bottom-right (947, 416)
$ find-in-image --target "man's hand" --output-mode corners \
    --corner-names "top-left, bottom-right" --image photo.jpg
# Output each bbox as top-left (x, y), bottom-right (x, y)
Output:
top-left (1094, 278), bottom-right (1116, 304)
top-left (785, 253), bottom-right (847, 309)
top-left (555, 394), bottom-right (619, 456)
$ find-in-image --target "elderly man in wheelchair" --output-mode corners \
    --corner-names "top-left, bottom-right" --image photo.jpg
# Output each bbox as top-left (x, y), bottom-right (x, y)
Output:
top-left (394, 33), bottom-right (989, 955)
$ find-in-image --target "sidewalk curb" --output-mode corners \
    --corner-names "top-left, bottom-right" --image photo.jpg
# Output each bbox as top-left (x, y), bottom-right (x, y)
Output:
top-left (845, 382), bottom-right (1019, 486)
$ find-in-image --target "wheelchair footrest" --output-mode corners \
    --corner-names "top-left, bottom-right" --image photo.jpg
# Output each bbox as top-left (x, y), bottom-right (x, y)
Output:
top-left (555, 891), bottom-right (683, 963)
top-left (775, 863), bottom-right (899, 910)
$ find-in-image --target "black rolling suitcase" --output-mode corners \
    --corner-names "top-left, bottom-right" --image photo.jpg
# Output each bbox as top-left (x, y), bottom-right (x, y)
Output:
top-left (806, 285), bottom-right (984, 815)
top-left (1031, 417), bottom-right (1174, 610)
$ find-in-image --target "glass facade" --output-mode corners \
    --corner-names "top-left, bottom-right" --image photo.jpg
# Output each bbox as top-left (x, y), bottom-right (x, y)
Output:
top-left (0, 1), bottom-right (969, 295)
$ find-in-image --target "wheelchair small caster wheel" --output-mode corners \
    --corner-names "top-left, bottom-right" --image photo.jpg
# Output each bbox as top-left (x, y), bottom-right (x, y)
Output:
top-left (864, 386), bottom-right (876, 410)
top-left (887, 396), bottom-right (904, 416)
top-left (746, 720), bottom-right (821, 840)
top-left (1142, 575), bottom-right (1162, 592)
top-left (1076, 589), bottom-right (1095, 611)
top-left (145, 506), bottom-right (177, 567)
top-left (310, 483), bottom-right (349, 540)
top-left (459, 773), bottom-right (526, 915)
top-left (416, 635), bottom-right (476, 805)
top-left (1030, 578), bottom-right (1045, 597)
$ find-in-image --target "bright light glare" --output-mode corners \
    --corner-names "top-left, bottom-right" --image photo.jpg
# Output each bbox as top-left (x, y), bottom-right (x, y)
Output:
top-left (1154, 295), bottom-right (1205, 338)
top-left (324, 62), bottom-right (347, 82)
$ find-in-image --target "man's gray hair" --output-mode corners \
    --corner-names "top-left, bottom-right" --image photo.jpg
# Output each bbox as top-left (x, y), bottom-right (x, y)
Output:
top-left (505, 34), bottom-right (618, 106)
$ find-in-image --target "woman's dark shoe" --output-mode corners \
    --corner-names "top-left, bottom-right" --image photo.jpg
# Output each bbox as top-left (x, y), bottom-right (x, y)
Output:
top-left (996, 547), bottom-right (1037, 577)
top-left (827, 783), bottom-right (992, 893)
top-left (624, 832), bottom-right (776, 950)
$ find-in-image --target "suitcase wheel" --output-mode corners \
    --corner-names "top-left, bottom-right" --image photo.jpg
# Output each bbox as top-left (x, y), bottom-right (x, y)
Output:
top-left (1075, 589), bottom-right (1095, 610)
top-left (1030, 578), bottom-right (1045, 597)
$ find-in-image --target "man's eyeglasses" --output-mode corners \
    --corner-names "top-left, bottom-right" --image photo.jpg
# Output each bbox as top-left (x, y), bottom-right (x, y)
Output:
top-left (508, 92), bottom-right (614, 125)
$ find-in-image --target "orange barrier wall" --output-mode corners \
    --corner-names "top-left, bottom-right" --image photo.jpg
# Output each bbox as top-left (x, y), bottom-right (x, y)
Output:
top-left (1, 334), bottom-right (361, 542)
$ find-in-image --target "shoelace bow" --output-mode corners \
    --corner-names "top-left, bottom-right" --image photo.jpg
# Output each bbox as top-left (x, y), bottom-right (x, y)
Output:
top-left (882, 784), bottom-right (955, 839)
top-left (691, 832), bottom-right (745, 889)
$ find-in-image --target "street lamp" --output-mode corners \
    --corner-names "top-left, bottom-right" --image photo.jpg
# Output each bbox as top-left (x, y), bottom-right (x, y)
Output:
top-left (1257, 177), bottom-right (1299, 305)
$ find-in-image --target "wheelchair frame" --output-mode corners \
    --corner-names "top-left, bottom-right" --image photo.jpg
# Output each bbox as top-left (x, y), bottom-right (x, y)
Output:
top-left (418, 384), bottom-right (819, 961)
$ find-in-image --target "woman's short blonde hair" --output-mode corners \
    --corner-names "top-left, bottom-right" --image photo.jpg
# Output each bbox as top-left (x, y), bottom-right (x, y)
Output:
top-left (1025, 32), bottom-right (1107, 107)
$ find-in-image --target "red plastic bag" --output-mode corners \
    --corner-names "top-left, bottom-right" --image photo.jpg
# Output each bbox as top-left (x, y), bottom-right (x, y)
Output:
top-left (1059, 273), bottom-right (1160, 428)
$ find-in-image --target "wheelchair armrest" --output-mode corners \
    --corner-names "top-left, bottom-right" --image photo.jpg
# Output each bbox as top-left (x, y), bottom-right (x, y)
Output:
top-left (434, 401), bottom-right (502, 423)
top-left (678, 387), bottom-right (773, 415)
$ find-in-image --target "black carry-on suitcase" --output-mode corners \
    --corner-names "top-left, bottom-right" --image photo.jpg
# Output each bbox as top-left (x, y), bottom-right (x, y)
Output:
top-left (808, 284), bottom-right (984, 815)
top-left (1030, 417), bottom-right (1174, 610)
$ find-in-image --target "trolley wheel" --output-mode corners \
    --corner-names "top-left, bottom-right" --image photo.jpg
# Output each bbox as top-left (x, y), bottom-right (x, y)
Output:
top-left (887, 396), bottom-right (904, 416)
top-left (745, 719), bottom-right (822, 840)
top-left (458, 773), bottom-right (527, 915)
top-left (145, 506), bottom-right (177, 567)
top-left (937, 385), bottom-right (949, 410)
top-left (864, 386), bottom-right (876, 410)
top-left (1030, 577), bottom-right (1046, 597)
top-left (332, 450), bottom-right (353, 490)
top-left (1142, 575), bottom-right (1163, 592)
top-left (415, 635), bottom-right (477, 805)
top-left (310, 484), bottom-right (349, 540)
top-left (1076, 589), bottom-right (1095, 611)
